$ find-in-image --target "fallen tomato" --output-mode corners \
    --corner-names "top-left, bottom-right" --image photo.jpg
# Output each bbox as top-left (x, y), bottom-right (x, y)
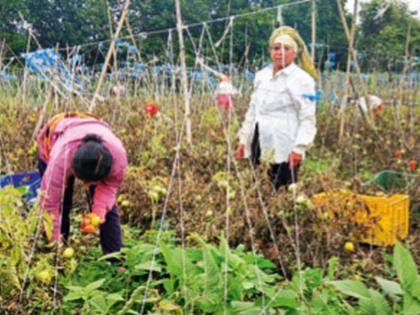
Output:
top-left (344, 242), bottom-right (355, 252)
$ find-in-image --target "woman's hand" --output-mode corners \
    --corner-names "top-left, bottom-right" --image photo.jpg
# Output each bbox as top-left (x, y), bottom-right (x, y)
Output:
top-left (80, 213), bottom-right (103, 234)
top-left (288, 151), bottom-right (302, 169)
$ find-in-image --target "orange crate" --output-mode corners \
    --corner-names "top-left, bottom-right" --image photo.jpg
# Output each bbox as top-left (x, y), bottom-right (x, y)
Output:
top-left (313, 192), bottom-right (409, 246)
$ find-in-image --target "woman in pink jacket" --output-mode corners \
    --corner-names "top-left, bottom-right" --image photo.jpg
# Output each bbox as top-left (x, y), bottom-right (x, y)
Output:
top-left (37, 112), bottom-right (127, 255)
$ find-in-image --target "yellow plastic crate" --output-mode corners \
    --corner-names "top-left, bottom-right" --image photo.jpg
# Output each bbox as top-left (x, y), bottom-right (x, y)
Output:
top-left (313, 192), bottom-right (409, 246)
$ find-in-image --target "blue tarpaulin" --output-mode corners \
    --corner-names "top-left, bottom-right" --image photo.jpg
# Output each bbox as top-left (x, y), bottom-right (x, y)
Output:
top-left (0, 171), bottom-right (41, 200)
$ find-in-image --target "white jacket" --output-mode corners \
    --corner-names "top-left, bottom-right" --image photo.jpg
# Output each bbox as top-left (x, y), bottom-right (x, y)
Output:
top-left (238, 63), bottom-right (316, 163)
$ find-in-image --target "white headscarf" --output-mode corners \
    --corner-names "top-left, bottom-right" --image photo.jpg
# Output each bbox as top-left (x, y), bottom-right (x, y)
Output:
top-left (273, 34), bottom-right (298, 53)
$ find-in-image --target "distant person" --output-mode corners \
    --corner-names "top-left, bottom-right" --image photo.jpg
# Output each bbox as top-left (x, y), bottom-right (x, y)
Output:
top-left (37, 112), bottom-right (127, 255)
top-left (236, 26), bottom-right (317, 189)
top-left (110, 83), bottom-right (127, 98)
top-left (214, 74), bottom-right (239, 111)
top-left (355, 95), bottom-right (384, 117)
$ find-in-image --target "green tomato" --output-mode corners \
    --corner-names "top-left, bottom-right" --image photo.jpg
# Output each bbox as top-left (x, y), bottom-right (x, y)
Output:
top-left (288, 183), bottom-right (298, 193)
top-left (66, 258), bottom-right (78, 274)
top-left (35, 270), bottom-right (52, 284)
top-left (295, 195), bottom-right (308, 206)
top-left (90, 215), bottom-right (101, 227)
top-left (218, 180), bottom-right (229, 189)
top-left (153, 185), bottom-right (167, 196)
top-left (121, 200), bottom-right (131, 207)
top-left (205, 210), bottom-right (214, 220)
top-left (63, 247), bottom-right (75, 259)
top-left (227, 207), bottom-right (234, 216)
top-left (149, 191), bottom-right (160, 202)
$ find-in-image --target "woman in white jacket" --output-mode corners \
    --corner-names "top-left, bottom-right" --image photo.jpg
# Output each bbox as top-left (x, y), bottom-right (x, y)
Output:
top-left (236, 26), bottom-right (317, 189)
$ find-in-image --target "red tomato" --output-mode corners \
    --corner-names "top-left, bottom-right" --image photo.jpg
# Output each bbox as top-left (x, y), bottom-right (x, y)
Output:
top-left (394, 150), bottom-right (402, 158)
top-left (82, 218), bottom-right (91, 227)
top-left (81, 225), bottom-right (97, 234)
top-left (144, 103), bottom-right (159, 117)
top-left (408, 160), bottom-right (417, 171)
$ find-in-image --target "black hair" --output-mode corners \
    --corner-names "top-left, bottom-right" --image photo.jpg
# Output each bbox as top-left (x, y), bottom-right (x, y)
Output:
top-left (72, 134), bottom-right (113, 182)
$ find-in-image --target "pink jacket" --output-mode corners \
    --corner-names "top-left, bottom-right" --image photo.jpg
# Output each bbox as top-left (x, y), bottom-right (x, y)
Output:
top-left (38, 117), bottom-right (127, 241)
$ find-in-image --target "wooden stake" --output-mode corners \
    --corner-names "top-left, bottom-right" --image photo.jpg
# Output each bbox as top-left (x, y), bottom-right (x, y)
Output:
top-left (311, 0), bottom-right (316, 61)
top-left (106, 1), bottom-right (118, 74)
top-left (89, 0), bottom-right (131, 112)
top-left (175, 0), bottom-right (192, 144)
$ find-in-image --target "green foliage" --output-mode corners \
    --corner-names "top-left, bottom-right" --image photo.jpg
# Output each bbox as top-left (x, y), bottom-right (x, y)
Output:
top-left (1, 0), bottom-right (418, 73)
top-left (0, 186), bottom-right (44, 294)
top-left (60, 231), bottom-right (296, 314)
top-left (332, 242), bottom-right (420, 315)
top-left (65, 279), bottom-right (124, 314)
top-left (358, 0), bottom-right (420, 71)
top-left (0, 0), bottom-right (28, 52)
top-left (61, 232), bottom-right (420, 314)
top-left (25, 0), bottom-right (109, 48)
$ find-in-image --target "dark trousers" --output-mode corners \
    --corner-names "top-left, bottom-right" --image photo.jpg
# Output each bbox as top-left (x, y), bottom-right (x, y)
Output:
top-left (251, 125), bottom-right (300, 190)
top-left (37, 156), bottom-right (122, 255)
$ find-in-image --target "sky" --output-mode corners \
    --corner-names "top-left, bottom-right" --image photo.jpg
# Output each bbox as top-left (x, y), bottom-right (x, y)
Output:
top-left (345, 0), bottom-right (420, 18)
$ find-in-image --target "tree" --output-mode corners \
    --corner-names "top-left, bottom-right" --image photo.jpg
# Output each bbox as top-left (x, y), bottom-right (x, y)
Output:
top-left (25, 0), bottom-right (109, 49)
top-left (0, 0), bottom-right (28, 53)
top-left (275, 0), bottom-right (350, 70)
top-left (358, 0), bottom-right (420, 71)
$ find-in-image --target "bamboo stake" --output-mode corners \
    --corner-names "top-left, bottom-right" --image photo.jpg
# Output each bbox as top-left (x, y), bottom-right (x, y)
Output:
top-left (124, 18), bottom-right (153, 93)
top-left (0, 40), bottom-right (4, 69)
top-left (336, 0), bottom-right (377, 144)
top-left (396, 24), bottom-right (411, 146)
top-left (89, 0), bottom-right (131, 112)
top-left (106, 1), bottom-right (118, 75)
top-left (337, 0), bottom-right (357, 144)
top-left (398, 24), bottom-right (411, 107)
top-left (336, 0), bottom-right (373, 119)
top-left (175, 0), bottom-right (192, 144)
top-left (311, 0), bottom-right (316, 61)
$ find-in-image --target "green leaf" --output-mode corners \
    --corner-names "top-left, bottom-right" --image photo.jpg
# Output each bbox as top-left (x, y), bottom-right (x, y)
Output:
top-left (368, 289), bottom-right (392, 315)
top-left (411, 276), bottom-right (420, 300)
top-left (330, 280), bottom-right (370, 299)
top-left (160, 242), bottom-right (184, 277)
top-left (135, 261), bottom-right (162, 273)
top-left (327, 256), bottom-right (339, 281)
top-left (359, 298), bottom-right (376, 315)
top-left (158, 300), bottom-right (182, 311)
top-left (231, 301), bottom-right (262, 314)
top-left (98, 251), bottom-right (123, 261)
top-left (162, 278), bottom-right (175, 294)
top-left (64, 288), bottom-right (84, 301)
top-left (202, 245), bottom-right (222, 293)
top-left (197, 294), bottom-right (218, 312)
top-left (89, 295), bottom-right (108, 313)
top-left (394, 242), bottom-right (418, 290)
top-left (242, 281), bottom-right (254, 290)
top-left (375, 277), bottom-right (403, 297)
top-left (219, 237), bottom-right (245, 271)
top-left (403, 292), bottom-right (420, 315)
top-left (107, 293), bottom-right (124, 301)
top-left (15, 186), bottom-right (28, 195)
top-left (85, 278), bottom-right (106, 294)
top-left (272, 289), bottom-right (299, 308)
